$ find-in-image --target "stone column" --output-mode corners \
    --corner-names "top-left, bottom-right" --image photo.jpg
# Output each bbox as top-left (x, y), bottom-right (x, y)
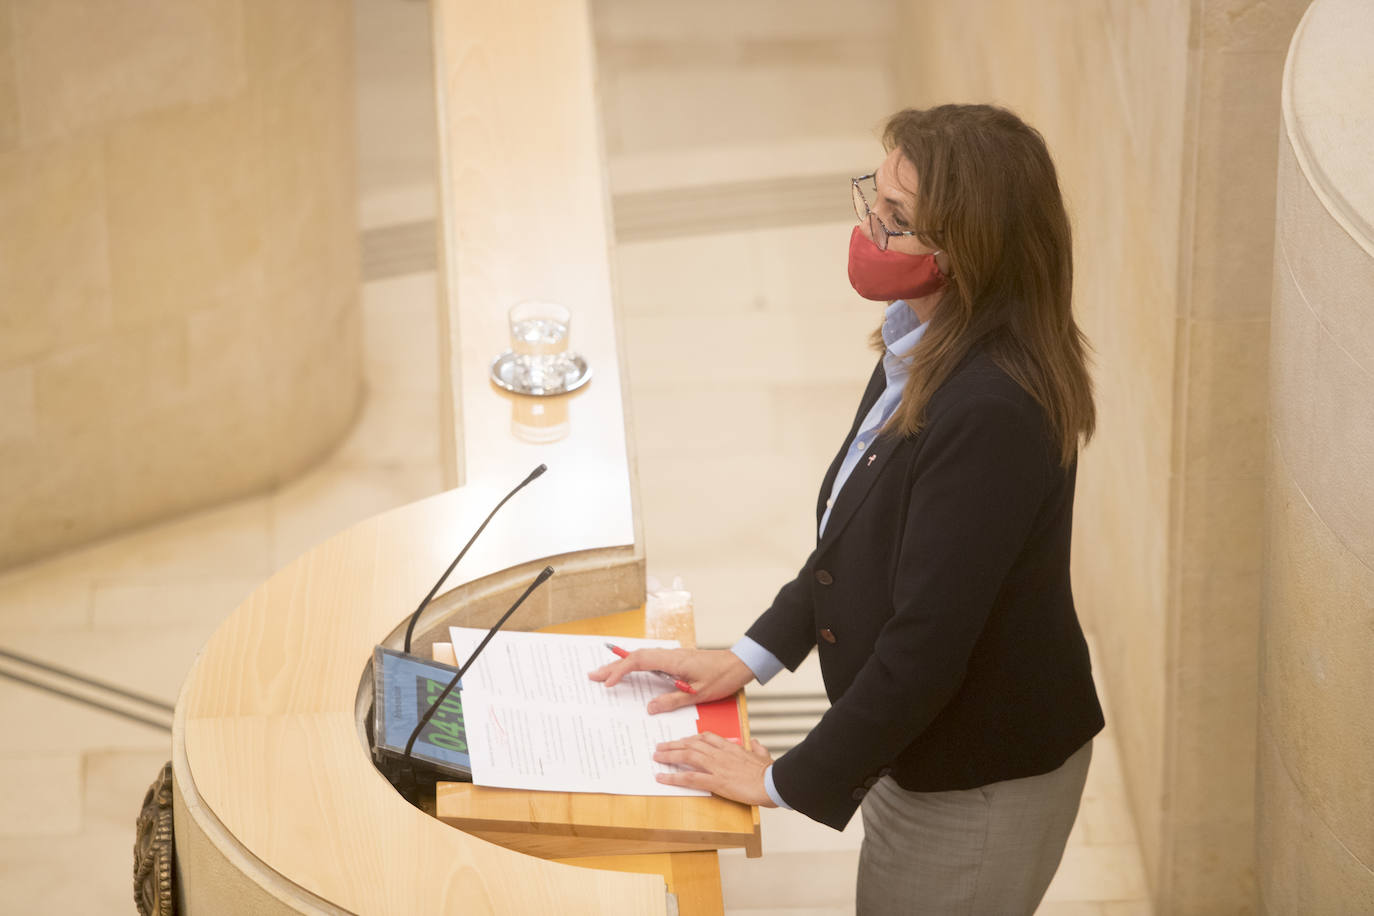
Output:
top-left (0, 0), bottom-right (362, 568)
top-left (1261, 0), bottom-right (1374, 909)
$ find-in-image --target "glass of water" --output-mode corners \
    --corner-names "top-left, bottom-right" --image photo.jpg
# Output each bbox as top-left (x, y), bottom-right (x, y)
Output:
top-left (508, 301), bottom-right (571, 390)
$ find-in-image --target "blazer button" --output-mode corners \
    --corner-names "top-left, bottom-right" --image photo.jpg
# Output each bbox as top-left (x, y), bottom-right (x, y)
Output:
top-left (851, 787), bottom-right (867, 801)
top-left (863, 776), bottom-right (879, 789)
top-left (819, 628), bottom-right (837, 645)
top-left (814, 569), bottom-right (834, 586)
top-left (877, 766), bottom-right (893, 778)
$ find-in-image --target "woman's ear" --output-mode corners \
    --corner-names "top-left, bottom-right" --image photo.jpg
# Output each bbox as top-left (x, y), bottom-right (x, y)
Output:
top-left (935, 250), bottom-right (953, 277)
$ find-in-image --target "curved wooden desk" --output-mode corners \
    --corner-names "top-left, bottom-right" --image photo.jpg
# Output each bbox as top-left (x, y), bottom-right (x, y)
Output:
top-left (172, 478), bottom-right (695, 914)
top-left (168, 0), bottom-right (736, 908)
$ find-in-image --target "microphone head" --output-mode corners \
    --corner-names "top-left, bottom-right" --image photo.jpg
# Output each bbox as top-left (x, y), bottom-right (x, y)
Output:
top-left (535, 565), bottom-right (555, 584)
top-left (526, 464), bottom-right (548, 484)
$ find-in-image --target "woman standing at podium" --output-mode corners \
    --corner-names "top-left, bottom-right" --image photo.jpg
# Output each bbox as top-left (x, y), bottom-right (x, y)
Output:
top-left (592, 104), bottom-right (1104, 915)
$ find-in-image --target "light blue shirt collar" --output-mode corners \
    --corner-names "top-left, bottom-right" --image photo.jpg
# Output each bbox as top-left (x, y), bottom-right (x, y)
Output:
top-left (882, 299), bottom-right (923, 350)
top-left (815, 301), bottom-right (926, 540)
top-left (881, 300), bottom-right (925, 387)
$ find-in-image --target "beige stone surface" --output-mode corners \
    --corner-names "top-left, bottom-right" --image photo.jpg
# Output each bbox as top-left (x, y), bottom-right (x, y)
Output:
top-left (614, 224), bottom-right (872, 320)
top-left (605, 64), bottom-right (891, 157)
top-left (1173, 475), bottom-right (1264, 848)
top-left (0, 565), bottom-right (89, 629)
top-left (1266, 255), bottom-right (1317, 493)
top-left (83, 748), bottom-right (175, 834)
top-left (353, 0), bottom-right (437, 214)
top-left (268, 460), bottom-right (439, 569)
top-left (335, 390), bottom-right (442, 466)
top-left (1284, 0), bottom-right (1374, 245)
top-left (0, 753), bottom-right (82, 836)
top-left (1165, 795), bottom-right (1258, 911)
top-left (633, 384), bottom-right (776, 459)
top-left (595, 0), bottom-right (887, 41)
top-left (90, 579), bottom-right (258, 630)
top-left (3, 623), bottom-right (216, 702)
top-left (719, 850), bottom-right (857, 911)
top-left (1168, 40), bottom-right (1295, 910)
top-left (0, 364), bottom-right (34, 443)
top-left (1256, 719), bottom-right (1374, 914)
top-left (7, 0), bottom-right (245, 144)
top-left (103, 92), bottom-right (265, 326)
top-left (1262, 455), bottom-right (1374, 867)
top-left (1269, 253), bottom-right (1374, 568)
top-left (268, 301), bottom-right (365, 481)
top-left (256, 11), bottom-right (357, 303)
top-left (16, 463), bottom-right (276, 589)
top-left (1181, 318), bottom-right (1271, 479)
top-left (1275, 124), bottom-right (1374, 386)
top-left (0, 138), bottom-right (112, 367)
top-left (1188, 50), bottom-right (1290, 320)
top-left (184, 287), bottom-right (273, 393)
top-left (0, 0), bottom-right (362, 569)
top-left (114, 384), bottom-right (276, 517)
top-left (1200, 0), bottom-right (1310, 53)
top-left (1103, 903), bottom-right (1153, 916)
top-left (0, 826), bottom-right (146, 912)
top-left (245, 0), bottom-right (348, 78)
top-left (592, 0), bottom-right (898, 158)
top-left (625, 309), bottom-right (875, 389)
top-left (1043, 844), bottom-right (1150, 903)
top-left (33, 325), bottom-right (187, 435)
top-left (0, 5), bottom-right (19, 153)
top-left (1086, 568), bottom-right (1166, 890)
top-left (360, 272), bottom-right (442, 395)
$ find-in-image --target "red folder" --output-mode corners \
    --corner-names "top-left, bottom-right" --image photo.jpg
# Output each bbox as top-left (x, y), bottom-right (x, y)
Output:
top-left (695, 695), bottom-right (743, 741)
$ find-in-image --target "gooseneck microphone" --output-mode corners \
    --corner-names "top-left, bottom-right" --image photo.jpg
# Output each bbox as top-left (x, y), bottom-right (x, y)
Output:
top-left (402, 464), bottom-right (547, 654)
top-left (402, 565), bottom-right (555, 763)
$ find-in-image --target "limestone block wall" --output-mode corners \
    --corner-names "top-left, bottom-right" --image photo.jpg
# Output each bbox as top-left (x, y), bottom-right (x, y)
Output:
top-left (0, 0), bottom-right (362, 569)
top-left (894, 0), bottom-right (1308, 910)
top-left (1261, 0), bottom-right (1374, 910)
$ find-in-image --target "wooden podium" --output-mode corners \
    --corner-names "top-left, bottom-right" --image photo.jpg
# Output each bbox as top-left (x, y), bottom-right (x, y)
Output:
top-left (431, 607), bottom-right (761, 914)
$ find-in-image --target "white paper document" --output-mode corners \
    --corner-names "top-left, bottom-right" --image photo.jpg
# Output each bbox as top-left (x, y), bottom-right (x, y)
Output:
top-left (448, 627), bottom-right (709, 796)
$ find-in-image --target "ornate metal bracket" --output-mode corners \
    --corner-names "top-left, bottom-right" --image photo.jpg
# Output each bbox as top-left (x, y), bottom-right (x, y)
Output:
top-left (134, 760), bottom-right (176, 915)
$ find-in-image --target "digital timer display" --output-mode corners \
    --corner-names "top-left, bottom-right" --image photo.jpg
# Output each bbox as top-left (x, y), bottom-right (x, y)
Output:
top-left (372, 646), bottom-right (472, 779)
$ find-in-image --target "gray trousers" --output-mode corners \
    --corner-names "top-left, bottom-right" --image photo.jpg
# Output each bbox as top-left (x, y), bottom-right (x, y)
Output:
top-left (856, 740), bottom-right (1092, 915)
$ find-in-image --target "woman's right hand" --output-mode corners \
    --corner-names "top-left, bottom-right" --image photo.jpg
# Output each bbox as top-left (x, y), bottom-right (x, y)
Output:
top-left (588, 648), bottom-right (755, 714)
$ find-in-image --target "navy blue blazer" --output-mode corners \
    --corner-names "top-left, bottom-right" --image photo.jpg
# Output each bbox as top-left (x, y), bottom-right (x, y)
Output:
top-left (746, 349), bottom-right (1104, 830)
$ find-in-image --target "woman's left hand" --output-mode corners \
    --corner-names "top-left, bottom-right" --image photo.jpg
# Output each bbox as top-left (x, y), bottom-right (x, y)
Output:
top-left (653, 733), bottom-right (777, 807)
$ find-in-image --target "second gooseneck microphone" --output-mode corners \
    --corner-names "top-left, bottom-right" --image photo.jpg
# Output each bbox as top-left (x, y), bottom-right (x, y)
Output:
top-left (401, 565), bottom-right (555, 763)
top-left (402, 463), bottom-right (547, 655)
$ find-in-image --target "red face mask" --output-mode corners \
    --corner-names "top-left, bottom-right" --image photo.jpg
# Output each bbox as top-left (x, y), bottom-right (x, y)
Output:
top-left (847, 225), bottom-right (947, 302)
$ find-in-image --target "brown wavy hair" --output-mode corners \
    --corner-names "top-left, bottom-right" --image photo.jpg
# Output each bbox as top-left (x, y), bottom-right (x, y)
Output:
top-left (874, 104), bottom-right (1094, 466)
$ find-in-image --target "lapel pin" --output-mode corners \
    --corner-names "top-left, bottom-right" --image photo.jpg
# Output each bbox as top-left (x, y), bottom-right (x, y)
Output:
top-left (867, 454), bottom-right (877, 466)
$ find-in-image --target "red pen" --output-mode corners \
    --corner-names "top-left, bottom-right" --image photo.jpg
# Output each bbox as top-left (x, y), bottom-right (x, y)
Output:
top-left (604, 643), bottom-right (697, 695)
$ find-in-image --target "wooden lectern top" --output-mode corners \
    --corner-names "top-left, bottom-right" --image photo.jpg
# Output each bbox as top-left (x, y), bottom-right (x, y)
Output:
top-left (432, 607), bottom-right (762, 861)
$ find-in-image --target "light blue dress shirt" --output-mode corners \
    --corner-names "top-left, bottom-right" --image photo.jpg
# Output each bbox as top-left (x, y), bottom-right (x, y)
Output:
top-left (731, 300), bottom-right (927, 809)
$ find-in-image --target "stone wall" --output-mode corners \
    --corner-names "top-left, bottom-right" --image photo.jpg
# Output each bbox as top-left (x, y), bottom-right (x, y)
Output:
top-left (1261, 0), bottom-right (1374, 910)
top-left (0, 0), bottom-right (362, 568)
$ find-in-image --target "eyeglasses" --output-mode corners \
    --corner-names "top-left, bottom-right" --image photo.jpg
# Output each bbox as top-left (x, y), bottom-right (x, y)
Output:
top-left (851, 174), bottom-right (933, 252)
